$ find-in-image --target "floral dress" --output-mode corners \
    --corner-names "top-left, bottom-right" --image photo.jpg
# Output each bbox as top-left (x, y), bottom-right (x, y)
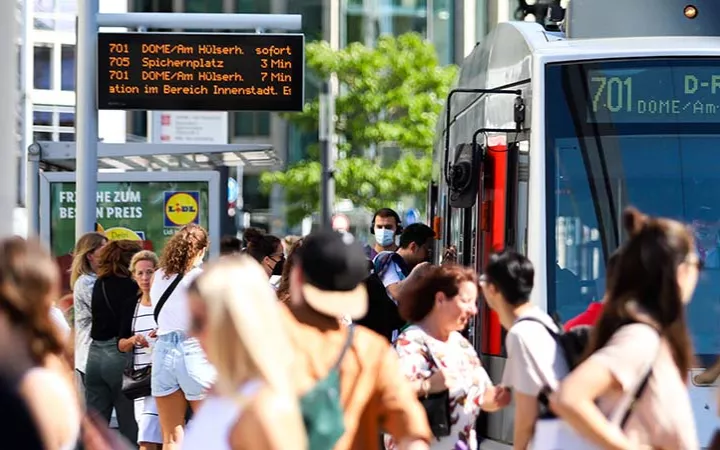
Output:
top-left (384, 324), bottom-right (492, 450)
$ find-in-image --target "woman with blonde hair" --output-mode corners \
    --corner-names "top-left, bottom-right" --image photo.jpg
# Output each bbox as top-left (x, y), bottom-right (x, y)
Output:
top-left (182, 255), bottom-right (307, 450)
top-left (120, 250), bottom-right (161, 450)
top-left (150, 224), bottom-right (214, 449)
top-left (70, 232), bottom-right (108, 387)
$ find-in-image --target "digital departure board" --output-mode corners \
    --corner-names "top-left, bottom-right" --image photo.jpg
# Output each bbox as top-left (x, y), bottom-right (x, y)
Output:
top-left (97, 32), bottom-right (305, 111)
top-left (586, 62), bottom-right (720, 123)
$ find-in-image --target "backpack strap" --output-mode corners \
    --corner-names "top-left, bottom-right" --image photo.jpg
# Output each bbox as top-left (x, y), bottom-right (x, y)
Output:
top-left (514, 316), bottom-right (560, 338)
top-left (332, 325), bottom-right (355, 371)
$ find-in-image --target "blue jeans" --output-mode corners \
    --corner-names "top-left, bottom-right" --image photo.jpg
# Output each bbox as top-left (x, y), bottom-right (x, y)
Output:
top-left (151, 331), bottom-right (215, 401)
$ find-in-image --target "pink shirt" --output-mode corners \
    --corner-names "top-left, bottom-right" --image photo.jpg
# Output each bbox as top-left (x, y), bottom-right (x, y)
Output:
top-left (589, 323), bottom-right (698, 450)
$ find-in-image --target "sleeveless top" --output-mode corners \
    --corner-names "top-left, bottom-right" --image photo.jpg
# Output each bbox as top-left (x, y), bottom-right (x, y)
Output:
top-left (182, 379), bottom-right (264, 450)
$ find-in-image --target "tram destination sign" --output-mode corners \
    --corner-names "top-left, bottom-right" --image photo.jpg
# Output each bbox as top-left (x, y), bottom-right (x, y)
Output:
top-left (97, 32), bottom-right (305, 111)
top-left (586, 63), bottom-right (720, 123)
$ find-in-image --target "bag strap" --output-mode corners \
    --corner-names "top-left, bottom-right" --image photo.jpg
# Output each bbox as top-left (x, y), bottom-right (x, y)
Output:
top-left (514, 316), bottom-right (561, 338)
top-left (516, 316), bottom-right (658, 427)
top-left (154, 273), bottom-right (185, 323)
top-left (331, 324), bottom-right (355, 371)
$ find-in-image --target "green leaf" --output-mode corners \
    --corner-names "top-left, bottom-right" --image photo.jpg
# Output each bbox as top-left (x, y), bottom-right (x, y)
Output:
top-left (262, 33), bottom-right (458, 226)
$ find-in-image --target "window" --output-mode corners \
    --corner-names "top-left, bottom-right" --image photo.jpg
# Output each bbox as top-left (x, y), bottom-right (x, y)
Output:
top-left (242, 175), bottom-right (270, 211)
top-left (61, 45), bottom-right (75, 91)
top-left (58, 112), bottom-right (74, 128)
top-left (235, 0), bottom-right (271, 13)
top-left (132, 0), bottom-right (174, 12)
top-left (545, 58), bottom-right (720, 363)
top-left (34, 111), bottom-right (52, 127)
top-left (129, 111), bottom-right (148, 140)
top-left (185, 0), bottom-right (224, 12)
top-left (33, 45), bottom-right (52, 90)
top-left (232, 112), bottom-right (270, 137)
top-left (59, 133), bottom-right (74, 142)
top-left (431, 0), bottom-right (454, 65)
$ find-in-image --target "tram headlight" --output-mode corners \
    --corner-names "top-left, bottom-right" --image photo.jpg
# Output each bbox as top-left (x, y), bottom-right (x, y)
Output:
top-left (684, 4), bottom-right (698, 19)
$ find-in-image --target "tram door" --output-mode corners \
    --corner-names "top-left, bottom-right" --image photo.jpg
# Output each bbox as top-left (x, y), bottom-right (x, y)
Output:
top-left (476, 135), bottom-right (529, 445)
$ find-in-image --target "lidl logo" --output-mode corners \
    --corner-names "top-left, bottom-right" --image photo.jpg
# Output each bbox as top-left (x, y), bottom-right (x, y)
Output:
top-left (164, 191), bottom-right (200, 227)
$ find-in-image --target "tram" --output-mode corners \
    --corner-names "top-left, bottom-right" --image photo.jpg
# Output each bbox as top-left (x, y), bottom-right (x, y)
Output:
top-left (429, 0), bottom-right (720, 447)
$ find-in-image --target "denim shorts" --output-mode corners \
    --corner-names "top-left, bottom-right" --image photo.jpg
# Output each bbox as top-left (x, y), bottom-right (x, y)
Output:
top-left (151, 331), bottom-right (216, 401)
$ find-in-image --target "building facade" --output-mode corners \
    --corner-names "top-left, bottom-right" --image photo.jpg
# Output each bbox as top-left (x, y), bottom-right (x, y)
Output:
top-left (25, 0), bottom-right (514, 234)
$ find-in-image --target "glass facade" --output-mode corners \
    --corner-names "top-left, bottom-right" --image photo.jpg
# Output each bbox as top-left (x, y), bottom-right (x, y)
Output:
top-left (343, 0), bottom-right (455, 65)
top-left (32, 0), bottom-right (77, 142)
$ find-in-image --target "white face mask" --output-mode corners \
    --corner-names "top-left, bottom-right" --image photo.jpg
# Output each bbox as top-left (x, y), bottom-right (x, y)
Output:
top-left (374, 228), bottom-right (395, 247)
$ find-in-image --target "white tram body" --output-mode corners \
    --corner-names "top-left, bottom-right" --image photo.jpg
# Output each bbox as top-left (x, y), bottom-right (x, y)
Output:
top-left (431, 1), bottom-right (720, 447)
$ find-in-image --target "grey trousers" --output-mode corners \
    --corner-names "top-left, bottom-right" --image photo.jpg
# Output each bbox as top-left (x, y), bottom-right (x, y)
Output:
top-left (84, 338), bottom-right (138, 446)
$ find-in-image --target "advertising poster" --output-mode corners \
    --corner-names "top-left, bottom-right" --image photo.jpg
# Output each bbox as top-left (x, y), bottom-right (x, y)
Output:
top-left (50, 180), bottom-right (210, 291)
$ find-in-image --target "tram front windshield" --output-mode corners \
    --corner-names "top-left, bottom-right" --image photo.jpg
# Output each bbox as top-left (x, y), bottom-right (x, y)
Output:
top-left (545, 58), bottom-right (720, 363)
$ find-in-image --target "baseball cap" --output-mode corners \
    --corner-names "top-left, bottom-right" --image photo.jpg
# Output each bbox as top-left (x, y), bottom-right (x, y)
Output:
top-left (297, 230), bottom-right (370, 319)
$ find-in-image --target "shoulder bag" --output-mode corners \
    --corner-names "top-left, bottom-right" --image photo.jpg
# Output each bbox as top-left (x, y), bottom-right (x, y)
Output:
top-left (418, 340), bottom-right (452, 438)
top-left (530, 325), bottom-right (659, 450)
top-left (106, 273), bottom-right (184, 400)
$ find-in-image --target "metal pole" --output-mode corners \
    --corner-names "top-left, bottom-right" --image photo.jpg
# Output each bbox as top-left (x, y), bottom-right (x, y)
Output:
top-left (20, 0), bottom-right (33, 208)
top-left (75, 0), bottom-right (99, 239)
top-left (26, 144), bottom-right (41, 235)
top-left (0, 0), bottom-right (18, 238)
top-left (319, 81), bottom-right (334, 229)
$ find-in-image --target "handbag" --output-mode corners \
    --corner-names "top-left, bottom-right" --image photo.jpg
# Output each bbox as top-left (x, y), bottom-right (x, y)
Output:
top-left (418, 341), bottom-right (452, 438)
top-left (103, 274), bottom-right (183, 400)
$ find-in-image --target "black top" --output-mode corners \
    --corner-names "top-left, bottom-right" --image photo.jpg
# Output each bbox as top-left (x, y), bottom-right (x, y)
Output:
top-left (355, 272), bottom-right (405, 343)
top-left (0, 315), bottom-right (44, 449)
top-left (91, 276), bottom-right (140, 342)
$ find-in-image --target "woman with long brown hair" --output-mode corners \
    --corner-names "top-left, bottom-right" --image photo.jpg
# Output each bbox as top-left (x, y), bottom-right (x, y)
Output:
top-left (552, 207), bottom-right (699, 449)
top-left (150, 224), bottom-right (214, 449)
top-left (85, 240), bottom-right (143, 444)
top-left (71, 232), bottom-right (108, 387)
top-left (0, 236), bottom-right (81, 449)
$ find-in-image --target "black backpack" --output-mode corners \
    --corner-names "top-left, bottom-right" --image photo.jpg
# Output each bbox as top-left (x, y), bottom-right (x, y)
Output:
top-left (514, 317), bottom-right (592, 370)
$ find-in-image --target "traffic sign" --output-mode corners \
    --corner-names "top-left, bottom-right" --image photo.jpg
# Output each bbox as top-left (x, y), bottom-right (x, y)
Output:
top-left (228, 177), bottom-right (239, 203)
top-left (405, 208), bottom-right (420, 225)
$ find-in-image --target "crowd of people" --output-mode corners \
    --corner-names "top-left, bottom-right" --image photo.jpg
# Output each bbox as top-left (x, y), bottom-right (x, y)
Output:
top-left (0, 206), bottom-right (717, 450)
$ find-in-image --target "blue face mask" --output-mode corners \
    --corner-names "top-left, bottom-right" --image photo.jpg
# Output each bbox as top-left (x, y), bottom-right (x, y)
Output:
top-left (374, 228), bottom-right (395, 247)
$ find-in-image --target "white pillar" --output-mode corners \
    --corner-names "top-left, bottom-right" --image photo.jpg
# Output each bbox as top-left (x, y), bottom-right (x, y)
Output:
top-left (75, 0), bottom-right (99, 238)
top-left (0, 0), bottom-right (19, 237)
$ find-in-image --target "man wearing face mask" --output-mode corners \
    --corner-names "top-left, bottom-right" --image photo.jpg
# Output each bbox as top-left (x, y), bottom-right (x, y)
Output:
top-left (374, 223), bottom-right (435, 300)
top-left (365, 208), bottom-right (402, 260)
top-left (243, 228), bottom-right (285, 288)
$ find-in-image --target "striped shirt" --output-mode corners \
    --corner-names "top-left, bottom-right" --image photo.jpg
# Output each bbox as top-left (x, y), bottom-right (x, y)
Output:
top-left (132, 303), bottom-right (157, 370)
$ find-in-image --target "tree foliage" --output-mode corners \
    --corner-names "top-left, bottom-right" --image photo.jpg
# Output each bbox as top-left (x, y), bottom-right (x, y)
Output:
top-left (261, 33), bottom-right (457, 225)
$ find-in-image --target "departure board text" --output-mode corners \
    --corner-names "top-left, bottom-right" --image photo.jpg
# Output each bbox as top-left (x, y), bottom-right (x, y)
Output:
top-left (586, 64), bottom-right (720, 123)
top-left (98, 32), bottom-right (305, 111)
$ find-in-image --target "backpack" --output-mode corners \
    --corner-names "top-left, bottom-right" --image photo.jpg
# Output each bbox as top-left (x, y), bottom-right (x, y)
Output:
top-left (299, 325), bottom-right (355, 450)
top-left (373, 251), bottom-right (408, 282)
top-left (514, 317), bottom-right (592, 370)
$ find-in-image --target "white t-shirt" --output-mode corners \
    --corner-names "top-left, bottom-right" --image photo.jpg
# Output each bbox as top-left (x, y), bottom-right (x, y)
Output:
top-left (150, 267), bottom-right (203, 335)
top-left (501, 306), bottom-right (569, 396)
